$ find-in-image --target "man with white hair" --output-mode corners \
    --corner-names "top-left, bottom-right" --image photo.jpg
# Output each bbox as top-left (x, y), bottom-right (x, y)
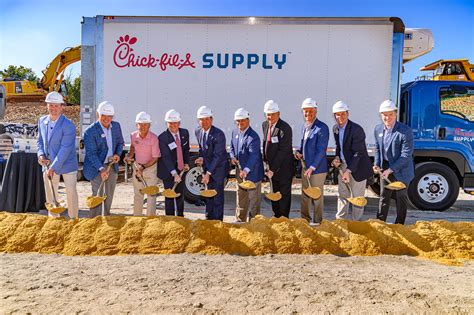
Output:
top-left (374, 100), bottom-right (414, 224)
top-left (230, 108), bottom-right (264, 222)
top-left (331, 101), bottom-right (372, 220)
top-left (37, 91), bottom-right (79, 218)
top-left (261, 100), bottom-right (294, 218)
top-left (157, 109), bottom-right (190, 217)
top-left (124, 112), bottom-right (160, 216)
top-left (83, 101), bottom-right (125, 217)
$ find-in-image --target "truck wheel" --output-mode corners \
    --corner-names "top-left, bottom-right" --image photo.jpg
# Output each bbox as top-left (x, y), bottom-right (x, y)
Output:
top-left (183, 166), bottom-right (205, 204)
top-left (408, 162), bottom-right (459, 211)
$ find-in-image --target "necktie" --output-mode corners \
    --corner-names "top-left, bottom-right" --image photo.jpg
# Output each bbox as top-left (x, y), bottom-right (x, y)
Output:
top-left (202, 132), bottom-right (207, 150)
top-left (175, 134), bottom-right (184, 171)
top-left (265, 124), bottom-right (272, 158)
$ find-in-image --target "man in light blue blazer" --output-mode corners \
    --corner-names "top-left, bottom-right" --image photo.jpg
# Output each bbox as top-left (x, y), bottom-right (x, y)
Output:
top-left (230, 108), bottom-right (264, 222)
top-left (295, 98), bottom-right (329, 225)
top-left (37, 91), bottom-right (79, 218)
top-left (83, 101), bottom-right (124, 217)
top-left (374, 100), bottom-right (414, 225)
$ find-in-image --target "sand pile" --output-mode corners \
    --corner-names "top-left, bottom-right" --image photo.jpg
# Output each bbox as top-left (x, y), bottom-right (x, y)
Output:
top-left (0, 212), bottom-right (472, 265)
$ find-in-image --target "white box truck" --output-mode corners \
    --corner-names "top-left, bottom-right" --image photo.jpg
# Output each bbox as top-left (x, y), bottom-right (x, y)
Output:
top-left (80, 16), bottom-right (435, 205)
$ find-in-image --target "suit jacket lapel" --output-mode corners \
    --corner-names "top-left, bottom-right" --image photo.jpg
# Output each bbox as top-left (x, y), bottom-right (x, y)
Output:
top-left (96, 122), bottom-right (107, 147)
top-left (387, 122), bottom-right (400, 152)
top-left (47, 115), bottom-right (64, 146)
top-left (343, 120), bottom-right (352, 148)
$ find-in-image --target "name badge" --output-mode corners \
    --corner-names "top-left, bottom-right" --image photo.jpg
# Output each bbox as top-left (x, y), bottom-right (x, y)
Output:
top-left (168, 142), bottom-right (177, 150)
top-left (378, 133), bottom-right (384, 138)
top-left (271, 136), bottom-right (279, 143)
top-left (101, 134), bottom-right (106, 138)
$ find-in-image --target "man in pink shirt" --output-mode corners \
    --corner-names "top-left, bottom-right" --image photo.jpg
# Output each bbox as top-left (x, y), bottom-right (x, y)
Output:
top-left (124, 112), bottom-right (160, 216)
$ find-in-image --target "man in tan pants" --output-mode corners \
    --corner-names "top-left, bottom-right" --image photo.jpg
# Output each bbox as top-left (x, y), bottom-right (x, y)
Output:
top-left (295, 98), bottom-right (329, 225)
top-left (124, 112), bottom-right (160, 216)
top-left (230, 108), bottom-right (264, 222)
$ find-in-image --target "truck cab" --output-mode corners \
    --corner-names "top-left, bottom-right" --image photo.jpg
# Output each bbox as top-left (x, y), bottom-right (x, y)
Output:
top-left (400, 80), bottom-right (474, 210)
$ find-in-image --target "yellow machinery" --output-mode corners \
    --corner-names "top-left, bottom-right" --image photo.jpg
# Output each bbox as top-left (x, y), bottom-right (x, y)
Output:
top-left (0, 46), bottom-right (81, 102)
top-left (420, 59), bottom-right (474, 81)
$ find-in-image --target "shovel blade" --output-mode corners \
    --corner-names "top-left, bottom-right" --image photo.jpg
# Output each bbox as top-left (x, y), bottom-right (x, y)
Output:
top-left (265, 192), bottom-right (282, 201)
top-left (45, 202), bottom-right (66, 214)
top-left (200, 189), bottom-right (218, 198)
top-left (385, 182), bottom-right (406, 190)
top-left (86, 195), bottom-right (107, 209)
top-left (139, 186), bottom-right (160, 195)
top-left (303, 187), bottom-right (322, 200)
top-left (347, 197), bottom-right (368, 207)
top-left (162, 189), bottom-right (180, 199)
top-left (238, 180), bottom-right (256, 190)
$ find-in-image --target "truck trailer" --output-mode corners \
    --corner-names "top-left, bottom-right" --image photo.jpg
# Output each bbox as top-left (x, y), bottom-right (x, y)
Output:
top-left (78, 16), bottom-right (472, 211)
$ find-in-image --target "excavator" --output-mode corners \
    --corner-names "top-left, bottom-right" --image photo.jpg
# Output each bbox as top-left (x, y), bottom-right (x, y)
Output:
top-left (419, 59), bottom-right (474, 81)
top-left (0, 46), bottom-right (81, 102)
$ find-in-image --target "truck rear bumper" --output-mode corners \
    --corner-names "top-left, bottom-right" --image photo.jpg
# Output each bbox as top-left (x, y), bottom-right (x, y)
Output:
top-left (463, 173), bottom-right (474, 194)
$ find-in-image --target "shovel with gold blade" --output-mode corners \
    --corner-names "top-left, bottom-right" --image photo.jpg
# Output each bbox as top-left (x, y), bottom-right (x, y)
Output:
top-left (199, 166), bottom-right (218, 198)
top-left (162, 166), bottom-right (188, 198)
top-left (376, 169), bottom-right (407, 191)
top-left (86, 161), bottom-right (115, 209)
top-left (337, 167), bottom-right (367, 207)
top-left (235, 161), bottom-right (256, 190)
top-left (264, 163), bottom-right (282, 201)
top-left (300, 159), bottom-right (322, 200)
top-left (133, 162), bottom-right (160, 196)
top-left (43, 164), bottom-right (67, 214)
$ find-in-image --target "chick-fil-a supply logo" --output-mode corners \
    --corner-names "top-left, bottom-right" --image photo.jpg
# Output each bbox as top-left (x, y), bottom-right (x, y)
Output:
top-left (113, 34), bottom-right (196, 71)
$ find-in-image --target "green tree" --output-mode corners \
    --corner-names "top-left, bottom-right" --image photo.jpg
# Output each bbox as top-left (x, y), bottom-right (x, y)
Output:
top-left (65, 75), bottom-right (80, 105)
top-left (0, 65), bottom-right (38, 81)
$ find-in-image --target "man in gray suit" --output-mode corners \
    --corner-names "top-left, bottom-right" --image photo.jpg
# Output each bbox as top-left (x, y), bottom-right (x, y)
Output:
top-left (373, 100), bottom-right (414, 224)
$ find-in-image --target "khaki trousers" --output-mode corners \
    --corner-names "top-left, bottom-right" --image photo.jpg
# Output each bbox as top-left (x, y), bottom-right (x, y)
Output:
top-left (132, 164), bottom-right (158, 216)
top-left (301, 172), bottom-right (326, 223)
top-left (235, 181), bottom-right (262, 222)
top-left (336, 162), bottom-right (367, 221)
top-left (43, 171), bottom-right (79, 219)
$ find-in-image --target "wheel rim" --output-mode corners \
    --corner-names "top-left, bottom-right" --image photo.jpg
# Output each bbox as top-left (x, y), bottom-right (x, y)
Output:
top-left (184, 166), bottom-right (205, 197)
top-left (416, 172), bottom-right (449, 203)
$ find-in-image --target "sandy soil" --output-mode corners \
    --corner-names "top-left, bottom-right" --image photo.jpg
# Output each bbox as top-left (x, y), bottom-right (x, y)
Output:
top-left (0, 253), bottom-right (472, 313)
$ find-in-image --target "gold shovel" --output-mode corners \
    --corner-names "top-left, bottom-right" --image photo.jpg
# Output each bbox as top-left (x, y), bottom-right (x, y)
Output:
top-left (86, 161), bottom-right (114, 209)
top-left (376, 169), bottom-right (407, 191)
top-left (162, 167), bottom-right (188, 198)
top-left (43, 164), bottom-right (67, 214)
top-left (235, 161), bottom-right (256, 190)
top-left (199, 166), bottom-right (218, 198)
top-left (337, 167), bottom-right (367, 207)
top-left (133, 162), bottom-right (160, 196)
top-left (264, 164), bottom-right (282, 201)
top-left (300, 159), bottom-right (322, 200)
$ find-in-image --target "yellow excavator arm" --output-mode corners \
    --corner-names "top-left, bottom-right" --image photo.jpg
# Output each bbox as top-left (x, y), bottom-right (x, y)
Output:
top-left (39, 46), bottom-right (81, 92)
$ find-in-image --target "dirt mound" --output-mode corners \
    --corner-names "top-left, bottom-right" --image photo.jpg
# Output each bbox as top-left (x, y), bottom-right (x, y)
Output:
top-left (0, 212), bottom-right (472, 265)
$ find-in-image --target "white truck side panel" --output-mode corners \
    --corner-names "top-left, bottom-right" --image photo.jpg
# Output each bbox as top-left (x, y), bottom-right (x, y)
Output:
top-left (100, 19), bottom-right (394, 150)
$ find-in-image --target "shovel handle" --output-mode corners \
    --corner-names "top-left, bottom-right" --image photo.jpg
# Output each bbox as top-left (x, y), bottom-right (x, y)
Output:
top-left (133, 162), bottom-right (149, 187)
top-left (96, 161), bottom-right (115, 197)
top-left (338, 167), bottom-right (355, 197)
top-left (300, 158), bottom-right (313, 188)
top-left (171, 168), bottom-right (186, 191)
top-left (376, 169), bottom-right (393, 184)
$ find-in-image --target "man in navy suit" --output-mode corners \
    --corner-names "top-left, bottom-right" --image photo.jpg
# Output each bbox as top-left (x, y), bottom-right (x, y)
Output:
top-left (331, 101), bottom-right (372, 220)
top-left (195, 106), bottom-right (228, 221)
top-left (158, 109), bottom-right (190, 216)
top-left (37, 91), bottom-right (79, 218)
top-left (374, 100), bottom-right (415, 224)
top-left (83, 101), bottom-right (125, 217)
top-left (230, 108), bottom-right (264, 222)
top-left (294, 98), bottom-right (329, 225)
top-left (261, 100), bottom-right (294, 218)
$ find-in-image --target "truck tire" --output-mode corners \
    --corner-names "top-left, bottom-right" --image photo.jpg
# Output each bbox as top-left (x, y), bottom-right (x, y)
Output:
top-left (183, 164), bottom-right (205, 204)
top-left (408, 162), bottom-right (459, 211)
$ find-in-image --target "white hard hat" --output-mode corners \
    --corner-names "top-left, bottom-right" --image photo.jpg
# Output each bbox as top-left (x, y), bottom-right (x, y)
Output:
top-left (135, 111), bottom-right (152, 123)
top-left (44, 91), bottom-right (64, 104)
top-left (97, 101), bottom-right (115, 116)
top-left (332, 101), bottom-right (350, 113)
top-left (301, 97), bottom-right (318, 109)
top-left (165, 109), bottom-right (181, 122)
top-left (234, 108), bottom-right (250, 120)
top-left (197, 106), bottom-right (213, 118)
top-left (379, 100), bottom-right (397, 113)
top-left (263, 100), bottom-right (280, 113)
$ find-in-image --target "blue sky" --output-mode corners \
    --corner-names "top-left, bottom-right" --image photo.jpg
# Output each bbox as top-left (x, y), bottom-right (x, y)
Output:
top-left (1, 0), bottom-right (473, 83)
